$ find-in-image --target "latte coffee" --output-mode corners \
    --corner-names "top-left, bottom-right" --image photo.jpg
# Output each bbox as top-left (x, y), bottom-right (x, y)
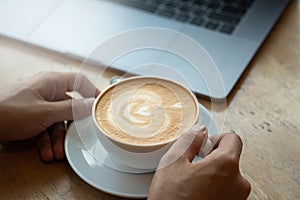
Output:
top-left (94, 77), bottom-right (198, 146)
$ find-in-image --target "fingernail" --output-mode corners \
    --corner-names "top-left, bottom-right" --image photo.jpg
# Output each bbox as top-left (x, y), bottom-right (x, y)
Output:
top-left (191, 124), bottom-right (212, 157)
top-left (191, 124), bottom-right (207, 133)
top-left (83, 97), bottom-right (95, 111)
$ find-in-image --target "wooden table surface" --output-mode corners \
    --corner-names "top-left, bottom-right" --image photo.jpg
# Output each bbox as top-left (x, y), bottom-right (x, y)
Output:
top-left (1, 1), bottom-right (299, 199)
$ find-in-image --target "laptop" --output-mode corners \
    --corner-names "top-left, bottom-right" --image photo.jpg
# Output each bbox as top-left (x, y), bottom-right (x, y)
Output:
top-left (0, 0), bottom-right (290, 100)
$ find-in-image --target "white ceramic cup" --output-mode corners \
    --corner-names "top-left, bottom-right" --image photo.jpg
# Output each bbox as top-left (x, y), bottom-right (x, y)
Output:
top-left (92, 76), bottom-right (199, 170)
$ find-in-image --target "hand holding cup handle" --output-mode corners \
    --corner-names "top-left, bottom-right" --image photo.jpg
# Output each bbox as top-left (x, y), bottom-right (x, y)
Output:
top-left (198, 126), bottom-right (214, 158)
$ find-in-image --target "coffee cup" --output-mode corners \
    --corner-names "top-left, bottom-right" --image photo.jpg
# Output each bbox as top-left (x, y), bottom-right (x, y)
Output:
top-left (92, 76), bottom-right (199, 170)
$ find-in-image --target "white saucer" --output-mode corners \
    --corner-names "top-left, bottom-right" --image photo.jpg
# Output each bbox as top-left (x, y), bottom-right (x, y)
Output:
top-left (65, 103), bottom-right (219, 199)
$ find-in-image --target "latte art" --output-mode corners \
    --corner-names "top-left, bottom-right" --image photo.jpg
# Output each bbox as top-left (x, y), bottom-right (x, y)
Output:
top-left (123, 90), bottom-right (164, 127)
top-left (112, 83), bottom-right (182, 138)
top-left (95, 77), bottom-right (198, 145)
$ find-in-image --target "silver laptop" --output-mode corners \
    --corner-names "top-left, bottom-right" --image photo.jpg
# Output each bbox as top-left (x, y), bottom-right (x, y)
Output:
top-left (0, 0), bottom-right (290, 100)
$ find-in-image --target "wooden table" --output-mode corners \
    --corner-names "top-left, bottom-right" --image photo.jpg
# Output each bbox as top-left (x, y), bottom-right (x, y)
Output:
top-left (1, 1), bottom-right (299, 199)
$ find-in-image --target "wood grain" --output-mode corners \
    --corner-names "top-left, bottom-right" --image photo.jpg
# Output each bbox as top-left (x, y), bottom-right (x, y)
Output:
top-left (1, 1), bottom-right (299, 199)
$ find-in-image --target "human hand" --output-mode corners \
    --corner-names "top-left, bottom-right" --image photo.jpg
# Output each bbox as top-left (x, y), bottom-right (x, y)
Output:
top-left (148, 124), bottom-right (251, 200)
top-left (0, 71), bottom-right (99, 161)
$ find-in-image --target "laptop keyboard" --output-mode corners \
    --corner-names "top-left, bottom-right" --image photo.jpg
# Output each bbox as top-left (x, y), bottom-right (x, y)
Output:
top-left (110, 0), bottom-right (255, 34)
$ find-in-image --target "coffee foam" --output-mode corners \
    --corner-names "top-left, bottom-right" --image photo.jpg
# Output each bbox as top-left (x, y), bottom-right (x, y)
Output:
top-left (95, 78), bottom-right (197, 145)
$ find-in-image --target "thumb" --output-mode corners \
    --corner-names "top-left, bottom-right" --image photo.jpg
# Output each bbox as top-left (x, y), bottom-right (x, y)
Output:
top-left (72, 98), bottom-right (95, 120)
top-left (46, 98), bottom-right (95, 123)
top-left (158, 124), bottom-right (208, 169)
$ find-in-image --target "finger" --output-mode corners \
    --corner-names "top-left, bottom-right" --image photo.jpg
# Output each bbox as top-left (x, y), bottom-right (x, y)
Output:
top-left (72, 72), bottom-right (100, 98)
top-left (177, 124), bottom-right (208, 162)
top-left (34, 131), bottom-right (54, 162)
top-left (33, 71), bottom-right (99, 100)
top-left (206, 133), bottom-right (243, 162)
top-left (198, 137), bottom-right (213, 157)
top-left (49, 123), bottom-right (66, 160)
top-left (45, 98), bottom-right (95, 123)
top-left (207, 134), bottom-right (222, 151)
top-left (161, 124), bottom-right (208, 165)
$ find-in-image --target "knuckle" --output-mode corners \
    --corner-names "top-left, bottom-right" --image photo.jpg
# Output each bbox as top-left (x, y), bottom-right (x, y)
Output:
top-left (180, 132), bottom-right (195, 144)
top-left (224, 152), bottom-right (239, 167)
top-left (182, 130), bottom-right (204, 148)
top-left (241, 177), bottom-right (252, 198)
top-left (36, 71), bottom-right (57, 79)
top-left (159, 151), bottom-right (181, 168)
top-left (225, 132), bottom-right (243, 147)
top-left (35, 71), bottom-right (59, 86)
top-left (73, 72), bottom-right (88, 90)
top-left (35, 71), bottom-right (48, 77)
top-left (233, 133), bottom-right (243, 147)
top-left (216, 150), bottom-right (240, 172)
top-left (245, 180), bottom-right (252, 194)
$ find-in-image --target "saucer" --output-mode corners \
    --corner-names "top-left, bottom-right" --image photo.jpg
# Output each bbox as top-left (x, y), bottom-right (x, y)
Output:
top-left (65, 103), bottom-right (219, 198)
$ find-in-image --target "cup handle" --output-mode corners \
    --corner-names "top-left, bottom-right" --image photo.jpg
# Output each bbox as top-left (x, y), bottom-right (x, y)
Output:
top-left (110, 76), bottom-right (124, 85)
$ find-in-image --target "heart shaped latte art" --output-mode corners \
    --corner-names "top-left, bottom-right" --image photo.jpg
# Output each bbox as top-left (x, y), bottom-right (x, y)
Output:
top-left (95, 78), bottom-right (197, 145)
top-left (111, 83), bottom-right (182, 138)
